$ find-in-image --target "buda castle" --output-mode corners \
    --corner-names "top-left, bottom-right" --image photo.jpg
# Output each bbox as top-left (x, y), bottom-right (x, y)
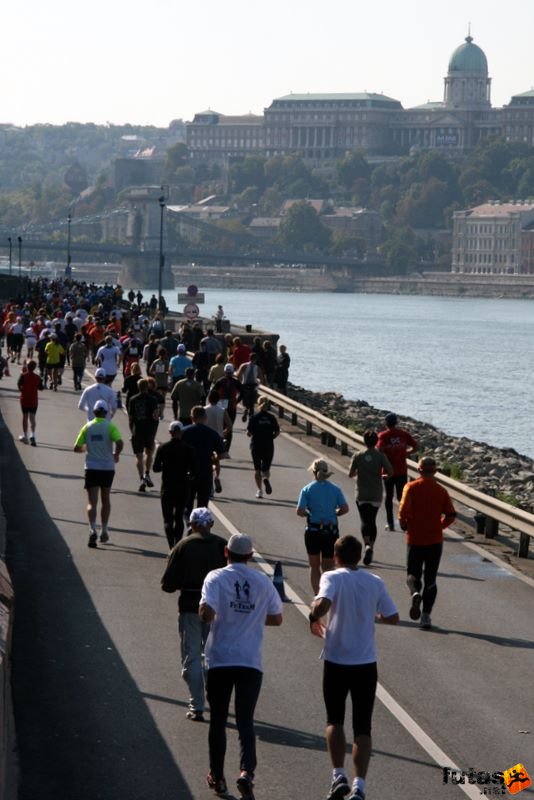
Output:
top-left (186, 35), bottom-right (534, 167)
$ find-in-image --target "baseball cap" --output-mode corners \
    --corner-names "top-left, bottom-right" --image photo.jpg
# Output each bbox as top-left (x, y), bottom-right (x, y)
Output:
top-left (227, 533), bottom-right (253, 555)
top-left (169, 420), bottom-right (183, 433)
top-left (224, 363), bottom-right (234, 373)
top-left (309, 458), bottom-right (333, 478)
top-left (94, 399), bottom-right (108, 412)
top-left (189, 507), bottom-right (214, 528)
top-left (95, 368), bottom-right (106, 379)
top-left (50, 333), bottom-right (58, 340)
top-left (177, 343), bottom-right (186, 352)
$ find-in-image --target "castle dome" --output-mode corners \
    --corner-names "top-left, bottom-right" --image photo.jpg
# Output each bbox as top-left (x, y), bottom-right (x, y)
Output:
top-left (448, 35), bottom-right (488, 74)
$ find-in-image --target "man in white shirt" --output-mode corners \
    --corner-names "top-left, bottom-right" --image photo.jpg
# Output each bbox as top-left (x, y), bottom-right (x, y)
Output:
top-left (95, 335), bottom-right (121, 384)
top-left (199, 534), bottom-right (283, 799)
top-left (78, 368), bottom-right (117, 420)
top-left (309, 536), bottom-right (399, 800)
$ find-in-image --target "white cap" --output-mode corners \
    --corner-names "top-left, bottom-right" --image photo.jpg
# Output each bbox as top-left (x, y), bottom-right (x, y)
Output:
top-left (94, 399), bottom-right (108, 412)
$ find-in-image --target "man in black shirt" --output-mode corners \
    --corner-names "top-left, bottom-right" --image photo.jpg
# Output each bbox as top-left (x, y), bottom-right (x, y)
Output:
top-left (128, 378), bottom-right (159, 492)
top-left (153, 421), bottom-right (196, 547)
top-left (182, 406), bottom-right (226, 511)
top-left (161, 507), bottom-right (227, 721)
top-left (247, 395), bottom-right (280, 499)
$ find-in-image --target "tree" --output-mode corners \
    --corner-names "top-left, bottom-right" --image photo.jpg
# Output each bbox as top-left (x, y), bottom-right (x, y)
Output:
top-left (164, 142), bottom-right (189, 181)
top-left (278, 201), bottom-right (331, 251)
top-left (230, 157), bottom-right (266, 193)
top-left (336, 151), bottom-right (370, 191)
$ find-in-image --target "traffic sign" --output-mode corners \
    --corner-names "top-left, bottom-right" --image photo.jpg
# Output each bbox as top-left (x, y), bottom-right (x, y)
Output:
top-left (178, 293), bottom-right (204, 304)
top-left (183, 303), bottom-right (200, 320)
top-left (187, 284), bottom-right (198, 296)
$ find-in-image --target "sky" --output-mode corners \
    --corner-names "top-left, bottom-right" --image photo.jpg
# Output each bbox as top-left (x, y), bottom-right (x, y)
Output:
top-left (2, 0), bottom-right (534, 128)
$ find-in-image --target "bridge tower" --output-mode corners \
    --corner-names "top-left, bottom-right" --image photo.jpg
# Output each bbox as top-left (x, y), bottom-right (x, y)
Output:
top-left (118, 186), bottom-right (174, 290)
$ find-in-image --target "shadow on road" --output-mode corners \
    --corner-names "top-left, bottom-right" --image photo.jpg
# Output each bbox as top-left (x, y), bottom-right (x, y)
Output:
top-left (1, 420), bottom-right (190, 800)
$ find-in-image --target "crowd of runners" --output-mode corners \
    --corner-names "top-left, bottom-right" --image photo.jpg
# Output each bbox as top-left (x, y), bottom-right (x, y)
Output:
top-left (1, 277), bottom-right (457, 800)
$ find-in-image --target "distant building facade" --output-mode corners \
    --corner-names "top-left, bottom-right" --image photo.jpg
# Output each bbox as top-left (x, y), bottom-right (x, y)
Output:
top-left (452, 201), bottom-right (534, 274)
top-left (186, 35), bottom-right (534, 167)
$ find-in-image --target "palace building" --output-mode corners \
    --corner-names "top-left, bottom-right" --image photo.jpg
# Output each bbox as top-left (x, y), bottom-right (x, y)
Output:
top-left (186, 34), bottom-right (534, 167)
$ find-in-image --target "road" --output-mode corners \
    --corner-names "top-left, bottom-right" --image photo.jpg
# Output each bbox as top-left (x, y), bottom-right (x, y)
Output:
top-left (0, 368), bottom-right (533, 800)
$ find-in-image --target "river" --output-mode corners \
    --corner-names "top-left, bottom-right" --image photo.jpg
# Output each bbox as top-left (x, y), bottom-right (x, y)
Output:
top-left (139, 288), bottom-right (533, 459)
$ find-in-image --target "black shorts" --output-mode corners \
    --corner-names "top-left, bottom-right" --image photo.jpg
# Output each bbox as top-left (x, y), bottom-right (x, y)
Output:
top-left (323, 660), bottom-right (377, 738)
top-left (20, 405), bottom-right (37, 415)
top-left (251, 444), bottom-right (273, 473)
top-left (304, 528), bottom-right (338, 557)
top-left (132, 430), bottom-right (155, 454)
top-left (84, 469), bottom-right (115, 489)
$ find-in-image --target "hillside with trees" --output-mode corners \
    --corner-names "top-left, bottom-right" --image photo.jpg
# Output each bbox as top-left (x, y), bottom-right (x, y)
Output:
top-left (2, 123), bottom-right (534, 271)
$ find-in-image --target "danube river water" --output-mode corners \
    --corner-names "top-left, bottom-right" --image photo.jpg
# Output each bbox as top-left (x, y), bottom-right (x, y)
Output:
top-left (147, 288), bottom-right (533, 459)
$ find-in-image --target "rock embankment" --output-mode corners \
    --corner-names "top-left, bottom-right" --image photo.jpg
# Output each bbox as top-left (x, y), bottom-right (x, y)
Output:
top-left (287, 384), bottom-right (534, 513)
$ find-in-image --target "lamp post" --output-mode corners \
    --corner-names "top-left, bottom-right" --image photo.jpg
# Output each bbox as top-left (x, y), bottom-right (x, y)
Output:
top-left (158, 194), bottom-right (166, 310)
top-left (66, 212), bottom-right (72, 278)
top-left (17, 236), bottom-right (22, 278)
top-left (7, 237), bottom-right (12, 275)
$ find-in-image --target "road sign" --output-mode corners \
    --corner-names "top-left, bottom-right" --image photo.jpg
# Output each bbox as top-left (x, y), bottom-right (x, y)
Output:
top-left (178, 293), bottom-right (204, 304)
top-left (183, 303), bottom-right (200, 320)
top-left (187, 284), bottom-right (198, 296)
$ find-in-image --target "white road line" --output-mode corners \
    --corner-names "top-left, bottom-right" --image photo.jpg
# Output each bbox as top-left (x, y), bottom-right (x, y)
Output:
top-left (209, 500), bottom-right (481, 800)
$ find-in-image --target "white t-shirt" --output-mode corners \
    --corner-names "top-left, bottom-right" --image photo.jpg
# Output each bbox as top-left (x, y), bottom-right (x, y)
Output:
top-left (96, 344), bottom-right (120, 375)
top-left (317, 567), bottom-right (398, 665)
top-left (201, 563), bottom-right (283, 671)
top-left (204, 403), bottom-right (226, 437)
top-left (78, 382), bottom-right (118, 420)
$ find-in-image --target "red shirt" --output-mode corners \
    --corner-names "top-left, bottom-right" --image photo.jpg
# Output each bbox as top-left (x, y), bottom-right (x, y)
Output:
top-left (398, 477), bottom-right (456, 546)
top-left (18, 371), bottom-right (42, 408)
top-left (232, 343), bottom-right (251, 369)
top-left (377, 427), bottom-right (418, 476)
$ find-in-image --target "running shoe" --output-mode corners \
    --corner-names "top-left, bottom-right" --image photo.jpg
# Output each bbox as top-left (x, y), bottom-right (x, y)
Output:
top-left (242, 411), bottom-right (248, 422)
top-left (30, 436), bottom-right (36, 446)
top-left (420, 612), bottom-right (432, 629)
top-left (144, 473), bottom-right (154, 488)
top-left (263, 477), bottom-right (272, 495)
top-left (347, 788), bottom-right (365, 800)
top-left (206, 771), bottom-right (227, 796)
top-left (185, 709), bottom-right (204, 721)
top-left (214, 476), bottom-right (222, 493)
top-left (255, 489), bottom-right (263, 499)
top-left (138, 480), bottom-right (146, 493)
top-left (88, 532), bottom-right (98, 549)
top-left (326, 775), bottom-right (350, 800)
top-left (236, 772), bottom-right (255, 799)
top-left (18, 434), bottom-right (28, 444)
top-left (99, 530), bottom-right (109, 544)
top-left (362, 545), bottom-right (373, 566)
top-left (409, 592), bottom-right (422, 621)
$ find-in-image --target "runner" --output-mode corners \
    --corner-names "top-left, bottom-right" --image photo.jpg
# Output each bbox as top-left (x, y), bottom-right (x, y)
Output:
top-left (199, 533), bottom-right (283, 799)
top-left (297, 459), bottom-right (349, 594)
top-left (377, 413), bottom-right (418, 531)
top-left (246, 396), bottom-right (279, 499)
top-left (153, 421), bottom-right (196, 547)
top-left (161, 507), bottom-right (227, 719)
top-left (128, 378), bottom-right (160, 492)
top-left (78, 367), bottom-right (117, 420)
top-left (73, 399), bottom-right (123, 547)
top-left (309, 535), bottom-right (399, 800)
top-left (44, 332), bottom-right (65, 391)
top-left (398, 456), bottom-right (456, 629)
top-left (17, 360), bottom-right (43, 445)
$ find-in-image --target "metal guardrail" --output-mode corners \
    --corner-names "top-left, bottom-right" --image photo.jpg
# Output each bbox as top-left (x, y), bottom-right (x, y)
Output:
top-left (260, 385), bottom-right (533, 558)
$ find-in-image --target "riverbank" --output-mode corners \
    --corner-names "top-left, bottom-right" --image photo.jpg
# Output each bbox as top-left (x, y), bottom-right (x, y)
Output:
top-left (287, 383), bottom-right (534, 513)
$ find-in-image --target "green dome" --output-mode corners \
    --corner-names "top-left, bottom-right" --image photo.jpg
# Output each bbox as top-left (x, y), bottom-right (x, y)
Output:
top-left (448, 36), bottom-right (488, 74)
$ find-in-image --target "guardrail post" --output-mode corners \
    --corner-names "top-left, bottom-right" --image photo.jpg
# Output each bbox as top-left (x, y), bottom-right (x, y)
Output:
top-left (292, 412), bottom-right (298, 426)
top-left (341, 442), bottom-right (348, 456)
top-left (320, 432), bottom-right (327, 445)
top-left (518, 532), bottom-right (530, 558)
top-left (485, 517), bottom-right (499, 539)
top-left (305, 420), bottom-right (312, 435)
top-left (278, 405), bottom-right (284, 419)
top-left (327, 434), bottom-right (336, 447)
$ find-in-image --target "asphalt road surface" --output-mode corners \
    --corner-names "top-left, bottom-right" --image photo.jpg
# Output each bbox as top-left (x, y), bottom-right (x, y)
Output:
top-left (0, 368), bottom-right (533, 800)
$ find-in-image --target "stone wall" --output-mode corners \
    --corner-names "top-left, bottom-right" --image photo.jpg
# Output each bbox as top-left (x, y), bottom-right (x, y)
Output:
top-left (287, 384), bottom-right (534, 513)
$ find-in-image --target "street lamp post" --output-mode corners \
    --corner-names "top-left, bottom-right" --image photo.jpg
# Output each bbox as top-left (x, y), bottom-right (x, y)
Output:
top-left (158, 194), bottom-right (166, 311)
top-left (66, 212), bottom-right (72, 278)
top-left (17, 236), bottom-right (22, 278)
top-left (7, 237), bottom-right (12, 275)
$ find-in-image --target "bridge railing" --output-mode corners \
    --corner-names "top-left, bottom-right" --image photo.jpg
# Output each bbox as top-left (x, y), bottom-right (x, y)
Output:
top-left (260, 385), bottom-right (534, 558)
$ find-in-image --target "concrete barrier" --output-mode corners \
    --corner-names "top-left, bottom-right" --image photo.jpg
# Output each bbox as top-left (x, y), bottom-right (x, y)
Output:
top-left (0, 488), bottom-right (17, 800)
